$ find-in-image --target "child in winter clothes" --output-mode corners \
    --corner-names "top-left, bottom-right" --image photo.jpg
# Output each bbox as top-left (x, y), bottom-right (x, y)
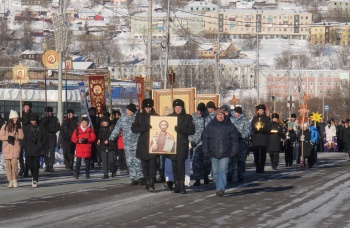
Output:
top-left (97, 116), bottom-right (117, 179)
top-left (0, 110), bottom-right (24, 188)
top-left (71, 117), bottom-right (96, 179)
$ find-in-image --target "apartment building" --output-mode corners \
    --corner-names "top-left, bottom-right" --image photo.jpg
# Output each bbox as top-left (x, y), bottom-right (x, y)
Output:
top-left (183, 1), bottom-right (218, 14)
top-left (310, 22), bottom-right (350, 46)
top-left (130, 10), bottom-right (204, 39)
top-left (327, 0), bottom-right (350, 11)
top-left (263, 69), bottom-right (349, 100)
top-left (204, 9), bottom-right (312, 40)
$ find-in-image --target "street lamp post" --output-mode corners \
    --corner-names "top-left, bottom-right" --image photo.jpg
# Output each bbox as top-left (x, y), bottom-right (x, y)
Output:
top-left (168, 66), bottom-right (175, 103)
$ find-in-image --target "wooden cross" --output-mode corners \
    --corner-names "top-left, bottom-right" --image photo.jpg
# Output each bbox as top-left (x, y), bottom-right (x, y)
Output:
top-left (298, 104), bottom-right (309, 124)
top-left (229, 95), bottom-right (240, 108)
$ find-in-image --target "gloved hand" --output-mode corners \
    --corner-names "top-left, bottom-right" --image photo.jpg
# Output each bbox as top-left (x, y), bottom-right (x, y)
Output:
top-left (80, 138), bottom-right (88, 144)
top-left (190, 142), bottom-right (197, 148)
top-left (203, 152), bottom-right (210, 160)
top-left (230, 153), bottom-right (236, 159)
top-left (8, 136), bottom-right (15, 145)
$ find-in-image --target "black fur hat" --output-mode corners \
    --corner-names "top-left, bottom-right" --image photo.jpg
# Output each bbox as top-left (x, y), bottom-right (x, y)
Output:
top-left (142, 99), bottom-right (154, 108)
top-left (256, 104), bottom-right (266, 111)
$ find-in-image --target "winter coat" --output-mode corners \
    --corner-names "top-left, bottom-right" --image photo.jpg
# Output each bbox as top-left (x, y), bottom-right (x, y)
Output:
top-left (97, 124), bottom-right (116, 152)
top-left (317, 122), bottom-right (327, 137)
top-left (131, 109), bottom-right (158, 160)
top-left (71, 125), bottom-right (96, 158)
top-left (40, 115), bottom-right (61, 146)
top-left (23, 123), bottom-right (46, 157)
top-left (189, 111), bottom-right (209, 146)
top-left (0, 123), bottom-right (24, 159)
top-left (267, 122), bottom-right (285, 152)
top-left (168, 109), bottom-right (195, 161)
top-left (109, 114), bottom-right (139, 151)
top-left (325, 124), bottom-right (337, 142)
top-left (203, 115), bottom-right (239, 159)
top-left (61, 116), bottom-right (79, 142)
top-left (297, 129), bottom-right (313, 157)
top-left (251, 114), bottom-right (271, 147)
top-left (341, 126), bottom-right (350, 143)
top-left (230, 114), bottom-right (251, 140)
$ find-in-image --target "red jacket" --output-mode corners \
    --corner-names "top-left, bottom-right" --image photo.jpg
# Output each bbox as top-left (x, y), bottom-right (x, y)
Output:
top-left (117, 131), bottom-right (124, 150)
top-left (71, 125), bottom-right (96, 158)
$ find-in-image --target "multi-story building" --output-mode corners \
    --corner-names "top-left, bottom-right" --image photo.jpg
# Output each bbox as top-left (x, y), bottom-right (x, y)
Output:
top-left (204, 9), bottom-right (312, 40)
top-left (21, 0), bottom-right (48, 5)
top-left (197, 41), bottom-right (239, 59)
top-left (309, 22), bottom-right (350, 46)
top-left (263, 69), bottom-right (349, 100)
top-left (327, 0), bottom-right (350, 11)
top-left (130, 10), bottom-right (204, 39)
top-left (183, 1), bottom-right (218, 14)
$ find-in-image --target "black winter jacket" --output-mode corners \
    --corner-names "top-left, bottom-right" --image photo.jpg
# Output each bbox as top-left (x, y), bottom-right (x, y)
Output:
top-left (202, 116), bottom-right (239, 159)
top-left (23, 123), bottom-right (46, 157)
top-left (251, 114), bottom-right (271, 147)
top-left (267, 122), bottom-right (285, 152)
top-left (168, 109), bottom-right (195, 161)
top-left (131, 108), bottom-right (158, 160)
top-left (97, 124), bottom-right (116, 152)
top-left (61, 116), bottom-right (79, 141)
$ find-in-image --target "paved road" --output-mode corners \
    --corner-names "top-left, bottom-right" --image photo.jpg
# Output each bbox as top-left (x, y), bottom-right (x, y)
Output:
top-left (0, 152), bottom-right (349, 227)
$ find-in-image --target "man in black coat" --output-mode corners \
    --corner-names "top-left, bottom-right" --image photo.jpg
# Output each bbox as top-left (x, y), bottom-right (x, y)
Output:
top-left (131, 98), bottom-right (158, 192)
top-left (40, 106), bottom-right (61, 172)
top-left (267, 113), bottom-right (285, 170)
top-left (23, 114), bottom-right (46, 187)
top-left (317, 119), bottom-right (327, 152)
top-left (251, 104), bottom-right (271, 173)
top-left (19, 101), bottom-right (32, 177)
top-left (60, 109), bottom-right (79, 169)
top-left (168, 99), bottom-right (195, 194)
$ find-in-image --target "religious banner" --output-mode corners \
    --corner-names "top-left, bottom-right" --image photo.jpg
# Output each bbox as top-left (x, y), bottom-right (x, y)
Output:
top-left (88, 75), bottom-right (106, 117)
top-left (135, 76), bottom-right (144, 109)
top-left (78, 82), bottom-right (93, 126)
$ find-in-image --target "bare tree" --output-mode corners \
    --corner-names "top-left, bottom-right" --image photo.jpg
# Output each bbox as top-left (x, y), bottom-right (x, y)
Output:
top-left (238, 34), bottom-right (261, 51)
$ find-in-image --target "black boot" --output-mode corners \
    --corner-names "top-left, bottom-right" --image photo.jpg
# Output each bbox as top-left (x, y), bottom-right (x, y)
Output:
top-left (180, 180), bottom-right (186, 194)
top-left (166, 181), bottom-right (173, 191)
top-left (49, 163), bottom-right (54, 172)
top-left (145, 180), bottom-right (150, 191)
top-left (44, 164), bottom-right (49, 172)
top-left (173, 180), bottom-right (181, 193)
top-left (149, 178), bottom-right (155, 192)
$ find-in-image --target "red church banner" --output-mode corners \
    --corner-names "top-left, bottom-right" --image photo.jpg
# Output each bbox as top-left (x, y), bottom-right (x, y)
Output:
top-left (88, 75), bottom-right (106, 116)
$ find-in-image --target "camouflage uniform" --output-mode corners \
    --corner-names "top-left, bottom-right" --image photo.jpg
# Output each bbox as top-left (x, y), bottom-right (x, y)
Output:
top-left (109, 114), bottom-right (143, 181)
top-left (190, 112), bottom-right (211, 181)
top-left (228, 114), bottom-right (251, 180)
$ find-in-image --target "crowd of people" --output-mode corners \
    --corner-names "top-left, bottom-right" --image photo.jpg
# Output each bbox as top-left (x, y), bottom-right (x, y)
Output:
top-left (1, 99), bottom-right (348, 197)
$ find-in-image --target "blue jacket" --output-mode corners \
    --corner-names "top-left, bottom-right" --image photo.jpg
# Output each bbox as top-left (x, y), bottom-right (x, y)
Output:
top-left (202, 115), bottom-right (239, 159)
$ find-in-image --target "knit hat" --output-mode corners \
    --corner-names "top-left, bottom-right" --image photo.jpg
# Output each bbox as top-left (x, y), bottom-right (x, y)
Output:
top-left (45, 106), bottom-right (53, 112)
top-left (30, 113), bottom-right (39, 122)
top-left (142, 98), bottom-right (154, 108)
top-left (67, 109), bottom-right (74, 114)
top-left (233, 106), bottom-right (243, 114)
top-left (272, 113), bottom-right (279, 119)
top-left (197, 102), bottom-right (206, 112)
top-left (206, 101), bottom-right (216, 109)
top-left (101, 115), bottom-right (110, 123)
top-left (173, 99), bottom-right (185, 108)
top-left (126, 103), bottom-right (137, 113)
top-left (291, 113), bottom-right (297, 118)
top-left (256, 104), bottom-right (266, 111)
top-left (9, 110), bottom-right (19, 119)
top-left (220, 105), bottom-right (230, 112)
top-left (23, 101), bottom-right (32, 108)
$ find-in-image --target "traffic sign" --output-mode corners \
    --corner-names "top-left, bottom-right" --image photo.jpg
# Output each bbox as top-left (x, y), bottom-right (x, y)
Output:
top-left (325, 105), bottom-right (329, 112)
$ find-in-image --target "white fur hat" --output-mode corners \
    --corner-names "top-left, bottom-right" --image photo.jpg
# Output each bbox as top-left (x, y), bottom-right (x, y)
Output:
top-left (9, 110), bottom-right (19, 119)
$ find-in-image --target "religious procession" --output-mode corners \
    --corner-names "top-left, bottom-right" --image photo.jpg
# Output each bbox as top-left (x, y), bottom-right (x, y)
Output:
top-left (1, 79), bottom-right (348, 198)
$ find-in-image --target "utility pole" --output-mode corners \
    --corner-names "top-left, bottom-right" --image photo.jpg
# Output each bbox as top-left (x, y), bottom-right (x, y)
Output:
top-left (288, 37), bottom-right (292, 119)
top-left (164, 0), bottom-right (170, 89)
top-left (255, 32), bottom-right (260, 104)
top-left (215, 1), bottom-right (220, 94)
top-left (146, 0), bottom-right (152, 81)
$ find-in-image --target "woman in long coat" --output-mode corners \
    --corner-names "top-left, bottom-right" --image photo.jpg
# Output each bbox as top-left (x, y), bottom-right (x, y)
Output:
top-left (0, 110), bottom-right (24, 188)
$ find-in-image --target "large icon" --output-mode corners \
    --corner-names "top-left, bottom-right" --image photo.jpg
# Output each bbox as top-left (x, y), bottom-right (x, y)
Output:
top-left (12, 63), bottom-right (29, 84)
top-left (42, 50), bottom-right (60, 68)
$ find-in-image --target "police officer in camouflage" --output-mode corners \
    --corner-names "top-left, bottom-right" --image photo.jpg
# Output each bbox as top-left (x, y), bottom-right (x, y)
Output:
top-left (230, 106), bottom-right (251, 182)
top-left (109, 104), bottom-right (143, 185)
top-left (40, 106), bottom-right (61, 172)
top-left (190, 103), bottom-right (211, 186)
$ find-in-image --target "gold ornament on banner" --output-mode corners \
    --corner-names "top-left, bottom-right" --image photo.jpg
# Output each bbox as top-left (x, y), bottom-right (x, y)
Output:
top-left (42, 50), bottom-right (60, 68)
top-left (310, 112), bottom-right (322, 126)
